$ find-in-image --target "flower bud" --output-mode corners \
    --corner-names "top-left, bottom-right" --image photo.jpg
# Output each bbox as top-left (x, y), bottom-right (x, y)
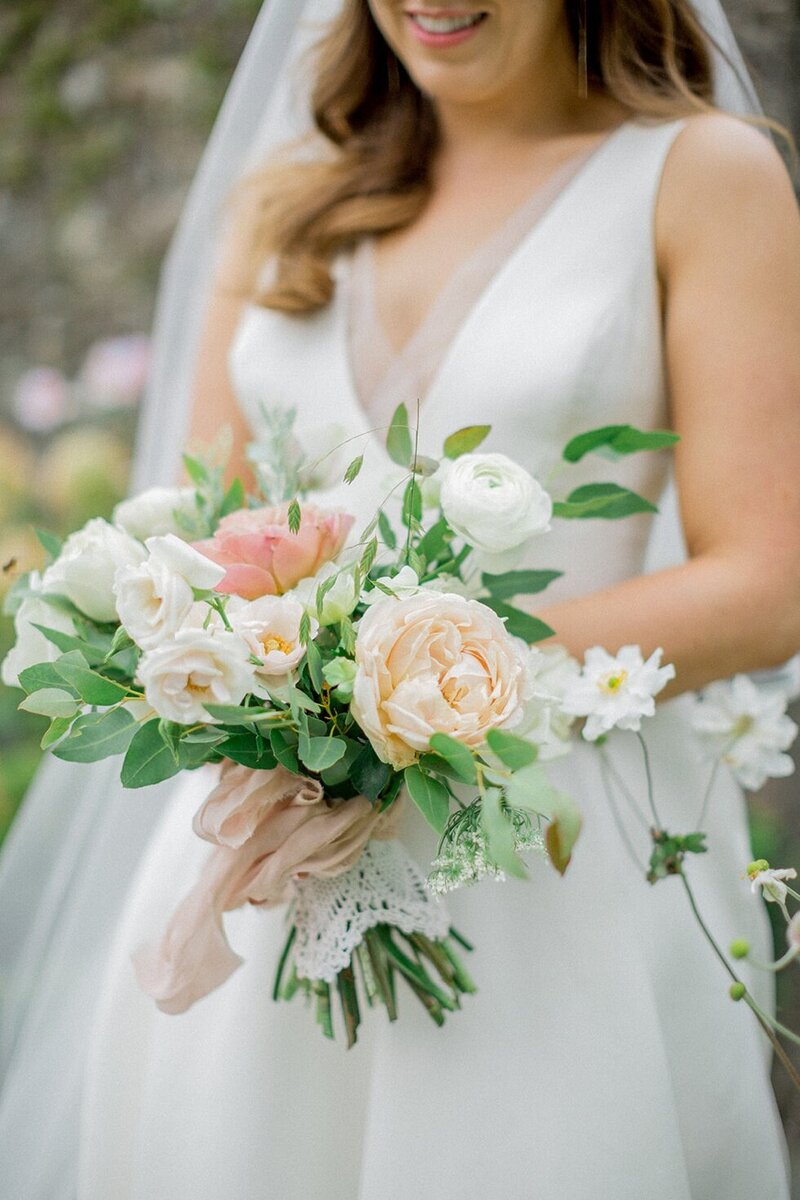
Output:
top-left (729, 939), bottom-right (750, 960)
top-left (746, 859), bottom-right (770, 878)
top-left (729, 982), bottom-right (746, 1001)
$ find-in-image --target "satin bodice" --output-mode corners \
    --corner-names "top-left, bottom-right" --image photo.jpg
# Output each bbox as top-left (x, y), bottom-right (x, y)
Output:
top-left (229, 116), bottom-right (689, 604)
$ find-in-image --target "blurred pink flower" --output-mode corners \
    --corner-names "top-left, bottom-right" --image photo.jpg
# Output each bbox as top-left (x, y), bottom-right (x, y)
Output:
top-left (79, 334), bottom-right (151, 409)
top-left (13, 368), bottom-right (74, 432)
top-left (192, 503), bottom-right (354, 600)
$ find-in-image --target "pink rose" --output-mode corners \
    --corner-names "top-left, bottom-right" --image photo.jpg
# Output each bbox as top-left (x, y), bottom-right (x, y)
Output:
top-left (192, 502), bottom-right (354, 600)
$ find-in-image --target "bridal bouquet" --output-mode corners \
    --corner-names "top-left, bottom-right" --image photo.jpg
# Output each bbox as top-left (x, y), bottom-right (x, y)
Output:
top-left (5, 404), bottom-right (798, 1064)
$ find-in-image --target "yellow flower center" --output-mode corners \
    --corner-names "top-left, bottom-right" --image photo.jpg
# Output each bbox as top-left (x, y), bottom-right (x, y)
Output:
top-left (260, 633), bottom-right (294, 656)
top-left (599, 669), bottom-right (628, 694)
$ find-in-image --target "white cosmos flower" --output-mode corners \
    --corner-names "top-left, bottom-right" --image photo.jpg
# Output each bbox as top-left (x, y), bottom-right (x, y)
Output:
top-left (113, 485), bottom-right (198, 541)
top-left (229, 594), bottom-right (316, 694)
top-left (438, 453), bottom-right (552, 558)
top-left (562, 645), bottom-right (676, 742)
top-left (113, 534), bottom-right (225, 651)
top-left (137, 628), bottom-right (255, 724)
top-left (0, 572), bottom-right (77, 688)
top-left (41, 518), bottom-right (145, 623)
top-left (747, 865), bottom-right (797, 915)
top-left (690, 674), bottom-right (798, 791)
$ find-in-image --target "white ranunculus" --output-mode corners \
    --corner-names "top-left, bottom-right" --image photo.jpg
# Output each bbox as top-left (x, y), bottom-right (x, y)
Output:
top-left (438, 453), bottom-right (552, 556)
top-left (690, 674), bottom-right (798, 791)
top-left (41, 518), bottom-right (145, 622)
top-left (561, 645), bottom-right (675, 742)
top-left (229, 594), bottom-right (315, 693)
top-left (0, 575), bottom-right (76, 688)
top-left (113, 535), bottom-right (225, 651)
top-left (113, 486), bottom-right (199, 541)
top-left (137, 628), bottom-right (256, 723)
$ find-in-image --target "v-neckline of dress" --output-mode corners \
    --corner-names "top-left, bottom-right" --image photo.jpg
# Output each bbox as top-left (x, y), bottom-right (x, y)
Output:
top-left (341, 115), bottom-right (636, 428)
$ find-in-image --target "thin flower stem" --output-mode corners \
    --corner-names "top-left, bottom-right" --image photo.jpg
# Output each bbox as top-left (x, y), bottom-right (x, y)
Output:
top-left (635, 732), bottom-right (663, 830)
top-left (598, 755), bottom-right (648, 873)
top-left (404, 400), bottom-right (422, 566)
top-left (695, 759), bottom-right (721, 829)
top-left (743, 994), bottom-right (800, 1051)
top-left (597, 747), bottom-right (650, 832)
top-left (679, 868), bottom-right (800, 1091)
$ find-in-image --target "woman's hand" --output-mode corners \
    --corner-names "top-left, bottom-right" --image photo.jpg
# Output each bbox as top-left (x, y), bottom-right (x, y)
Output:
top-left (539, 113), bottom-right (800, 695)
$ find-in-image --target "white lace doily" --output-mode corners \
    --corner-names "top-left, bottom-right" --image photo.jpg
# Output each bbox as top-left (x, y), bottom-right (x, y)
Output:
top-left (290, 839), bottom-right (451, 983)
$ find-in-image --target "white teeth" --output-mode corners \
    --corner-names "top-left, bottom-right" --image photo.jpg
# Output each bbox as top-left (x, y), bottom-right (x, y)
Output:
top-left (412, 12), bottom-right (483, 34)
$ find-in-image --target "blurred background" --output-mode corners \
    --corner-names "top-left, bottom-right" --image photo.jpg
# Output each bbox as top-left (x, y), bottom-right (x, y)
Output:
top-left (0, 0), bottom-right (798, 1181)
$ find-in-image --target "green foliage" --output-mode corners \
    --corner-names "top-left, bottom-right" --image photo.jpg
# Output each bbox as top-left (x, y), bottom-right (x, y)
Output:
top-left (485, 730), bottom-right (538, 771)
top-left (563, 424), bottom-right (679, 463)
top-left (386, 403), bottom-right (413, 468)
top-left (553, 483), bottom-right (657, 520)
top-left (404, 765), bottom-right (450, 834)
top-left (443, 425), bottom-right (491, 459)
top-left (480, 788), bottom-right (527, 878)
top-left (481, 599), bottom-right (554, 643)
top-left (481, 569), bottom-right (562, 600)
top-left (428, 733), bottom-right (477, 783)
top-left (52, 707), bottom-right (136, 763)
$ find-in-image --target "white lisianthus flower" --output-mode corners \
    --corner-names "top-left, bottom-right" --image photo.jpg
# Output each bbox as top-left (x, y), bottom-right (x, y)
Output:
top-left (517, 645), bottom-right (581, 759)
top-left (41, 518), bottom-right (145, 623)
top-left (690, 674), bottom-right (798, 791)
top-left (113, 534), bottom-right (226, 651)
top-left (561, 645), bottom-right (676, 742)
top-left (362, 566), bottom-right (421, 605)
top-left (229, 595), bottom-right (315, 693)
top-left (0, 572), bottom-right (76, 688)
top-left (137, 628), bottom-right (256, 723)
top-left (351, 592), bottom-right (533, 769)
top-left (438, 453), bottom-right (552, 558)
top-left (113, 486), bottom-right (198, 541)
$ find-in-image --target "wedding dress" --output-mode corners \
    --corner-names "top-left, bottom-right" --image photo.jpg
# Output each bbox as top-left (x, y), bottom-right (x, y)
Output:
top-left (68, 115), bottom-right (792, 1199)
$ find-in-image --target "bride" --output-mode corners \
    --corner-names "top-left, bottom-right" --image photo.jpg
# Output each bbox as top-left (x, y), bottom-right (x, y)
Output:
top-left (2, 1), bottom-right (799, 1197)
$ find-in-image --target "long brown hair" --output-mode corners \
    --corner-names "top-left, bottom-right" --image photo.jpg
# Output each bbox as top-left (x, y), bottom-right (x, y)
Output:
top-left (225, 0), bottom-right (769, 314)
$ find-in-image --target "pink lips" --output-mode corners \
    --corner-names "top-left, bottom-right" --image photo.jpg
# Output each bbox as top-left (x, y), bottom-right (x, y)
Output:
top-left (405, 9), bottom-right (487, 49)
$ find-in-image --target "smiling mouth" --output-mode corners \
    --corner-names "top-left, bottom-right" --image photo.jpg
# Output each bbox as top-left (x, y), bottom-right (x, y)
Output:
top-left (406, 10), bottom-right (488, 36)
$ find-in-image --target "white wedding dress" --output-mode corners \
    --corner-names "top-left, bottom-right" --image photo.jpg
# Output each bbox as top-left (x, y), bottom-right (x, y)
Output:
top-left (75, 116), bottom-right (791, 1198)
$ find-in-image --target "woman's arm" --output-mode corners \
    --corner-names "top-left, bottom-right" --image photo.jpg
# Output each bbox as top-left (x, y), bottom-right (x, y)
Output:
top-left (538, 113), bottom-right (800, 695)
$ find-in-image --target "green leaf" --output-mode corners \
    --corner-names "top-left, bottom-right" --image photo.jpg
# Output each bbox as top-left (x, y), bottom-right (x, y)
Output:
top-left (553, 483), bottom-right (657, 520)
top-left (404, 766), bottom-right (450, 834)
top-left (30, 623), bottom-right (107, 665)
top-left (319, 739), bottom-right (361, 787)
top-left (343, 454), bottom-right (364, 485)
top-left (182, 453), bottom-right (209, 486)
top-left (287, 498), bottom-right (301, 534)
top-left (34, 527), bottom-right (62, 562)
top-left (505, 762), bottom-right (557, 816)
top-left (481, 599), bottom-right (555, 643)
top-left (219, 730), bottom-right (277, 770)
top-left (105, 624), bottom-right (136, 662)
top-left (485, 730), bottom-right (539, 771)
top-left (220, 476), bottom-right (245, 517)
top-left (377, 509), bottom-right (397, 551)
top-left (305, 637), bottom-right (323, 692)
top-left (480, 787), bottom-right (527, 879)
top-left (544, 793), bottom-right (583, 875)
top-left (418, 752), bottom-right (470, 784)
top-left (563, 424), bottom-right (679, 464)
top-left (120, 719), bottom-right (182, 787)
top-left (19, 687), bottom-right (80, 719)
top-left (52, 708), bottom-right (136, 764)
top-left (443, 425), bottom-right (491, 459)
top-left (298, 734), bottom-right (347, 773)
top-left (270, 728), bottom-right (300, 773)
top-left (18, 661), bottom-right (80, 698)
top-left (428, 733), bottom-right (476, 783)
top-left (401, 478), bottom-right (422, 527)
top-left (41, 716), bottom-right (74, 750)
top-left (386, 403), bottom-right (413, 467)
top-left (322, 657), bottom-right (356, 688)
top-left (417, 518), bottom-right (451, 564)
top-left (33, 591), bottom-right (87, 622)
top-left (52, 652), bottom-right (131, 705)
top-left (481, 569), bottom-right (562, 600)
top-left (202, 703), bottom-right (274, 725)
top-left (350, 743), bottom-right (391, 801)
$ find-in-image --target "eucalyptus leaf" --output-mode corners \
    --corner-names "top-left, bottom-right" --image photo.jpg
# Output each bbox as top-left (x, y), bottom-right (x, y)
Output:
top-left (18, 661), bottom-right (80, 698)
top-left (481, 599), bottom-right (554, 643)
top-left (386, 403), bottom-right (413, 467)
top-left (481, 569), bottom-right (562, 600)
top-left (404, 766), bottom-right (450, 834)
top-left (350, 743), bottom-right (391, 801)
top-left (202, 703), bottom-right (274, 725)
top-left (298, 734), bottom-right (347, 773)
top-left (428, 733), bottom-right (477, 783)
top-left (52, 708), bottom-right (136, 764)
top-left (53, 654), bottom-right (130, 705)
top-left (30, 623), bottom-right (107, 665)
top-left (485, 730), bottom-right (539, 771)
top-left (305, 637), bottom-right (324, 693)
top-left (41, 715), bottom-right (74, 750)
top-left (120, 719), bottom-right (182, 788)
top-left (19, 688), bottom-right (80, 719)
top-left (270, 728), bottom-right (300, 773)
top-left (377, 510), bottom-right (397, 550)
top-left (505, 762), bottom-right (557, 817)
top-left (443, 425), bottom-right (491, 459)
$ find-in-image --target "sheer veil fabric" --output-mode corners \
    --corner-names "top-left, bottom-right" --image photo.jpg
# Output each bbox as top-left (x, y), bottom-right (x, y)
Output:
top-left (0, 2), bottom-right (784, 1196)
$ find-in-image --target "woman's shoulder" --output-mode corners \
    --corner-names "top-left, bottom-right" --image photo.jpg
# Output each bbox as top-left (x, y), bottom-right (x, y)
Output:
top-left (654, 110), bottom-right (798, 271)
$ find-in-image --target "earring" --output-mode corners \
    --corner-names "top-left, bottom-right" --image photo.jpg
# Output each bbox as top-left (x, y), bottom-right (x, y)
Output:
top-left (577, 0), bottom-right (589, 100)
